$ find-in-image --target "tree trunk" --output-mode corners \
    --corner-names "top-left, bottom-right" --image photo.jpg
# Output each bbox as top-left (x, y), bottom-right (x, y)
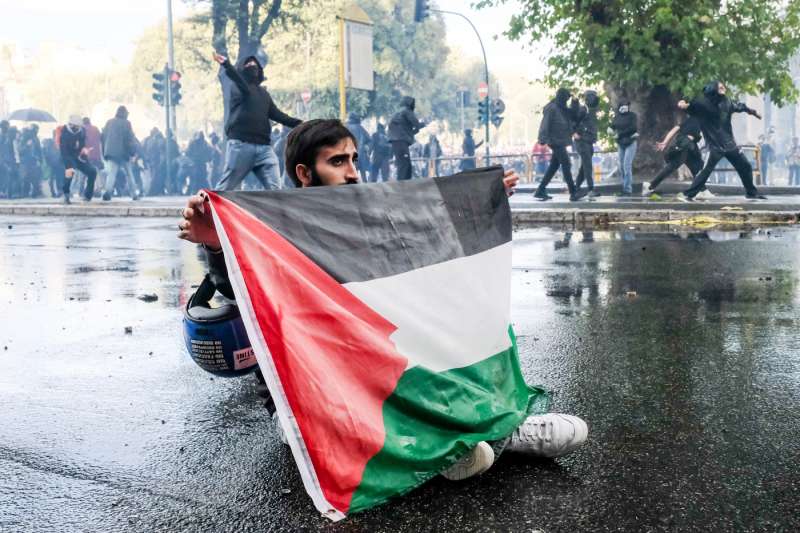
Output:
top-left (604, 82), bottom-right (681, 181)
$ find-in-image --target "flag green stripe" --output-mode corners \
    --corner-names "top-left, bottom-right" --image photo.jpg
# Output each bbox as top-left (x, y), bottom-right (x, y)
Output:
top-left (348, 327), bottom-right (548, 513)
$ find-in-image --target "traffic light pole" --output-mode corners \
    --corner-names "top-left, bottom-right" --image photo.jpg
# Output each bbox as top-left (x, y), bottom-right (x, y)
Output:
top-left (432, 9), bottom-right (491, 162)
top-left (166, 0), bottom-right (176, 131)
top-left (163, 64), bottom-right (172, 193)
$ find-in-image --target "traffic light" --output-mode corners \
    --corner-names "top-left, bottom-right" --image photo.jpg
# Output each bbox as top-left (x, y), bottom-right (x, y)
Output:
top-left (170, 71), bottom-right (182, 106)
top-left (491, 98), bottom-right (505, 127)
top-left (152, 71), bottom-right (167, 106)
top-left (478, 98), bottom-right (489, 126)
top-left (414, 0), bottom-right (430, 22)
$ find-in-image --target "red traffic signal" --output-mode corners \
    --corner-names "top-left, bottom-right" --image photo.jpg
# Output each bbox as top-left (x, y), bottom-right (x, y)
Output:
top-left (170, 71), bottom-right (181, 83)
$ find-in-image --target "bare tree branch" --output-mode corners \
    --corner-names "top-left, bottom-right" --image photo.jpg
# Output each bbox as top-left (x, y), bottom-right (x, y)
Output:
top-left (257, 0), bottom-right (283, 41)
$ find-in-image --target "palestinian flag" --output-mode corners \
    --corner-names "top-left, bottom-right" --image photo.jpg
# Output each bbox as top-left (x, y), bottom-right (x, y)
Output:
top-left (205, 166), bottom-right (547, 520)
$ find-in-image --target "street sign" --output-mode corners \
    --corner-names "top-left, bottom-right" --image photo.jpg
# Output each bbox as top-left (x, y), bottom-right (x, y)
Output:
top-left (477, 82), bottom-right (488, 99)
top-left (301, 88), bottom-right (312, 104)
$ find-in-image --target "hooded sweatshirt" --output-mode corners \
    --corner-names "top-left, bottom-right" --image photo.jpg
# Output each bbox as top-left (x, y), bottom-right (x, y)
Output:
top-left (611, 103), bottom-right (638, 147)
top-left (538, 88), bottom-right (575, 147)
top-left (686, 80), bottom-right (756, 153)
top-left (221, 55), bottom-right (301, 145)
top-left (388, 96), bottom-right (424, 144)
top-left (574, 90), bottom-right (600, 144)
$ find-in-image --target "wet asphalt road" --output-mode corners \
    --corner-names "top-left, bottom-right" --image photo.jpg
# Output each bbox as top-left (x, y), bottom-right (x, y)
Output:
top-left (2, 217), bottom-right (799, 532)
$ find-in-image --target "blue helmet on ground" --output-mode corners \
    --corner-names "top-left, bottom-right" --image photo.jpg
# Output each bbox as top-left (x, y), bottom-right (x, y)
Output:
top-left (183, 275), bottom-right (258, 377)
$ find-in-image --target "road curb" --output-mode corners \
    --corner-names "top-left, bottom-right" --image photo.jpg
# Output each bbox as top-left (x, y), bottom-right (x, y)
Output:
top-left (0, 205), bottom-right (181, 217)
top-left (511, 209), bottom-right (800, 227)
top-left (2, 204), bottom-right (798, 228)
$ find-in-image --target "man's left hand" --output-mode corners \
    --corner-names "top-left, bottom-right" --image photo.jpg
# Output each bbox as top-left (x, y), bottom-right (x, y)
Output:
top-left (503, 169), bottom-right (519, 197)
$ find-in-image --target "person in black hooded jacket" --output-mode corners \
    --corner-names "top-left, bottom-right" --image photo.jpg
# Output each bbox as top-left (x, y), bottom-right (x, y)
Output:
top-left (534, 88), bottom-right (585, 201)
top-left (677, 80), bottom-right (765, 200)
top-left (213, 51), bottom-right (302, 191)
top-left (388, 96), bottom-right (425, 181)
top-left (573, 90), bottom-right (600, 197)
top-left (610, 102), bottom-right (638, 195)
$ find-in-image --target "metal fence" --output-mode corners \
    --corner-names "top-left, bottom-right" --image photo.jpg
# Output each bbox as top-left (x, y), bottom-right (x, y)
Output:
top-left (402, 144), bottom-right (795, 187)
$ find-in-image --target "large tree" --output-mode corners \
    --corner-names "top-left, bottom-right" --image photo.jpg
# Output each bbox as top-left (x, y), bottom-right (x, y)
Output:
top-left (478, 0), bottom-right (800, 173)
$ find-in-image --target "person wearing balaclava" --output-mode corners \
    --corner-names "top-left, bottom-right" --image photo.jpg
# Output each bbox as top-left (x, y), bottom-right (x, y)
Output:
top-left (460, 129), bottom-right (484, 171)
top-left (369, 123), bottom-right (392, 183)
top-left (573, 90), bottom-right (600, 197)
top-left (388, 96), bottom-right (425, 181)
top-left (643, 110), bottom-right (705, 197)
top-left (610, 101), bottom-right (639, 195)
top-left (534, 88), bottom-right (586, 202)
top-left (677, 80), bottom-right (765, 201)
top-left (212, 50), bottom-right (302, 191)
top-left (59, 115), bottom-right (98, 204)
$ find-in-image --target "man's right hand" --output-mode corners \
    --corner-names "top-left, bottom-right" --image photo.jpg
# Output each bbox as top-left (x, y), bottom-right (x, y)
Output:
top-left (178, 191), bottom-right (221, 250)
top-left (656, 141), bottom-right (667, 152)
top-left (212, 52), bottom-right (228, 65)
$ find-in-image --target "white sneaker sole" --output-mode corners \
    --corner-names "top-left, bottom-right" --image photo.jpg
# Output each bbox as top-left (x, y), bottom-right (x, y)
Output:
top-left (441, 441), bottom-right (495, 481)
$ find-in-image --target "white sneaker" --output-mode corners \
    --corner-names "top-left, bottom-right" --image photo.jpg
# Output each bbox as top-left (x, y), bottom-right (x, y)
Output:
top-left (641, 182), bottom-right (651, 196)
top-left (272, 412), bottom-right (289, 445)
top-left (696, 189), bottom-right (715, 200)
top-left (507, 413), bottom-right (588, 458)
top-left (441, 441), bottom-right (495, 481)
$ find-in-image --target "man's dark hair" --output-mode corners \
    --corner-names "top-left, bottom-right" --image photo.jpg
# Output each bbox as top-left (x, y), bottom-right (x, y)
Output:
top-left (285, 119), bottom-right (357, 187)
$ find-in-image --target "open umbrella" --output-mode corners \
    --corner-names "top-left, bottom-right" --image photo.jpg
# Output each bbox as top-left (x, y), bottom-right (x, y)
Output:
top-left (7, 108), bottom-right (57, 122)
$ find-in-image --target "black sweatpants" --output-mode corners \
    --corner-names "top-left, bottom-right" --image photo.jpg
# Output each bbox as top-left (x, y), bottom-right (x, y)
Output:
top-left (684, 149), bottom-right (758, 198)
top-left (650, 143), bottom-right (704, 191)
top-left (535, 144), bottom-right (575, 196)
top-left (64, 159), bottom-right (97, 199)
top-left (574, 140), bottom-right (594, 191)
top-left (391, 141), bottom-right (412, 181)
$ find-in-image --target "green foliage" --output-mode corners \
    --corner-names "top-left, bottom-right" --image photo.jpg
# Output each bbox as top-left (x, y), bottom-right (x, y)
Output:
top-left (478, 0), bottom-right (800, 105)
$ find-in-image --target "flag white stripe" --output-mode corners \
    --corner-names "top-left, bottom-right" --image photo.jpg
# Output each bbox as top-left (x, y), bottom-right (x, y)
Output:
top-left (343, 242), bottom-right (513, 373)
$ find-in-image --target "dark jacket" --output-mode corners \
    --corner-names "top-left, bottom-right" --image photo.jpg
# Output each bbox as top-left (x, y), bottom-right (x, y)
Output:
top-left (102, 106), bottom-right (138, 161)
top-left (611, 107), bottom-right (638, 148)
top-left (60, 125), bottom-right (86, 170)
top-left (538, 89), bottom-right (575, 147)
top-left (574, 91), bottom-right (599, 144)
top-left (222, 55), bottom-right (301, 145)
top-left (388, 96), bottom-right (424, 144)
top-left (462, 133), bottom-right (483, 157)
top-left (686, 81), bottom-right (756, 153)
top-left (345, 114), bottom-right (371, 157)
top-left (370, 127), bottom-right (391, 162)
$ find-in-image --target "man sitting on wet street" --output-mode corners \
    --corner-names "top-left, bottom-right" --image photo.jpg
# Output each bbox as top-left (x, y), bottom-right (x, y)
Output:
top-left (177, 118), bottom-right (589, 482)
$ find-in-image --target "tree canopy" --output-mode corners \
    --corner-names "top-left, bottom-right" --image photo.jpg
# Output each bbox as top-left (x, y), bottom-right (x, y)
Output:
top-left (478, 0), bottom-right (800, 105)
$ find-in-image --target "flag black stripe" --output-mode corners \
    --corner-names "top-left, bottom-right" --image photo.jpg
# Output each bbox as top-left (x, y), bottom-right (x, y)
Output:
top-left (217, 166), bottom-right (510, 283)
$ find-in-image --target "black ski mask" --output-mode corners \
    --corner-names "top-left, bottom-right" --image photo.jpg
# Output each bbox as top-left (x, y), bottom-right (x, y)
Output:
top-left (243, 65), bottom-right (260, 84)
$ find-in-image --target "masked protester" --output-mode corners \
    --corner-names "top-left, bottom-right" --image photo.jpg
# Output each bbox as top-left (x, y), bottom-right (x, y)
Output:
top-left (460, 129), bottom-right (483, 172)
top-left (534, 88), bottom-right (586, 202)
top-left (573, 90), bottom-right (600, 197)
top-left (177, 118), bottom-right (588, 485)
top-left (643, 112), bottom-right (705, 198)
top-left (388, 96), bottom-right (425, 181)
top-left (678, 80), bottom-right (765, 201)
top-left (59, 115), bottom-right (98, 204)
top-left (369, 123), bottom-right (392, 183)
top-left (610, 101), bottom-right (638, 196)
top-left (212, 51), bottom-right (302, 191)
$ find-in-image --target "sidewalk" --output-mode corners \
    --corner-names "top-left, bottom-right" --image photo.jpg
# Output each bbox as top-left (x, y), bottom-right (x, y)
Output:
top-left (2, 183), bottom-right (799, 227)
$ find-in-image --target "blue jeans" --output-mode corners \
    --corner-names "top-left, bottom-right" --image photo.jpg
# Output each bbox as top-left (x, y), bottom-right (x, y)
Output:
top-left (618, 141), bottom-right (637, 193)
top-left (104, 158), bottom-right (138, 198)
top-left (217, 140), bottom-right (282, 191)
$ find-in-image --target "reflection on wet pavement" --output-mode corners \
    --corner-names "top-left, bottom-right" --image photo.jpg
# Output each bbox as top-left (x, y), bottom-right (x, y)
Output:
top-left (2, 217), bottom-right (799, 532)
